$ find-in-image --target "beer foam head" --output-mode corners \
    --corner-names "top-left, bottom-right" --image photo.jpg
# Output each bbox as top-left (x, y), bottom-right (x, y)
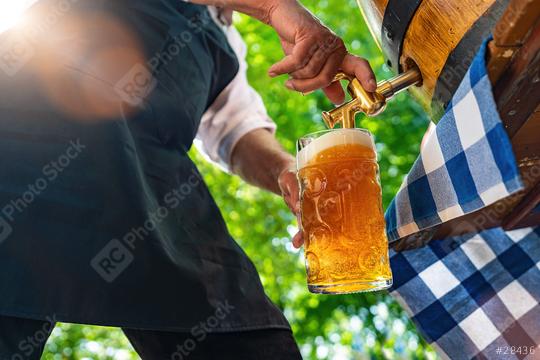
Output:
top-left (297, 129), bottom-right (375, 169)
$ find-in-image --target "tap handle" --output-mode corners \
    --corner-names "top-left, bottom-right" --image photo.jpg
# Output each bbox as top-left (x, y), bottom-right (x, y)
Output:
top-left (321, 72), bottom-right (357, 129)
top-left (332, 72), bottom-right (368, 101)
top-left (321, 67), bottom-right (422, 129)
top-left (333, 72), bottom-right (353, 82)
top-left (322, 72), bottom-right (387, 129)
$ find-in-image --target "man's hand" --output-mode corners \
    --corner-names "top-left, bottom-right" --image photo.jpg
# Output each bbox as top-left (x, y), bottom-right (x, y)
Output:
top-left (278, 168), bottom-right (304, 248)
top-left (265, 1), bottom-right (377, 104)
top-left (191, 0), bottom-right (377, 104)
top-left (231, 129), bottom-right (304, 248)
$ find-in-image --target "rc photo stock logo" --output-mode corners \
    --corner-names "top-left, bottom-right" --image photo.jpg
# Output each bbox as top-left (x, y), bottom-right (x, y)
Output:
top-left (114, 63), bottom-right (157, 106)
top-left (90, 168), bottom-right (203, 283)
top-left (91, 239), bottom-right (134, 283)
top-left (112, 10), bottom-right (212, 108)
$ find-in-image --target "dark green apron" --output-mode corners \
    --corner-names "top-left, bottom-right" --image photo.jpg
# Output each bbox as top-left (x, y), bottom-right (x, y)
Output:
top-left (0, 0), bottom-right (290, 331)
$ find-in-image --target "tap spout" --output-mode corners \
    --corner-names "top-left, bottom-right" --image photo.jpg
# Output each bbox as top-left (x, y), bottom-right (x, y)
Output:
top-left (376, 66), bottom-right (422, 99)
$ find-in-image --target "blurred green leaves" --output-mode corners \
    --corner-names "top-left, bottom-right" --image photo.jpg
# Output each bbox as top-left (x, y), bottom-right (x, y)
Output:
top-left (44, 0), bottom-right (436, 359)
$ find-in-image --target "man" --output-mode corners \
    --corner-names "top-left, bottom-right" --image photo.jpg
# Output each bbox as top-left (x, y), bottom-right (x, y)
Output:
top-left (0, 0), bottom-right (375, 358)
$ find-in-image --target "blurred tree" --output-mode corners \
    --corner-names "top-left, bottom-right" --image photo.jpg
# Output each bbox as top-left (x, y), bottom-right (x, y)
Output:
top-left (43, 0), bottom-right (437, 359)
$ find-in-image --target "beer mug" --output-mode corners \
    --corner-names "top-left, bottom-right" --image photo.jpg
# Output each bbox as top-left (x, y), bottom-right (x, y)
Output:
top-left (297, 128), bottom-right (392, 294)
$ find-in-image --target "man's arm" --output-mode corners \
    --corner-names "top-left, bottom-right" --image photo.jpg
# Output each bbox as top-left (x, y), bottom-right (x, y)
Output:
top-left (230, 128), bottom-right (294, 195)
top-left (230, 129), bottom-right (304, 248)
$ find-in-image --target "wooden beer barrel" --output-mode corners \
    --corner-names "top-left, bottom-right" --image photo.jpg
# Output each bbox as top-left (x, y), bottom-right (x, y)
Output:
top-left (357, 0), bottom-right (508, 119)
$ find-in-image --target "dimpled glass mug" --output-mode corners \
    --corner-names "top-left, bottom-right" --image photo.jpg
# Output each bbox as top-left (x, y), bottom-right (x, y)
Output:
top-left (297, 128), bottom-right (392, 294)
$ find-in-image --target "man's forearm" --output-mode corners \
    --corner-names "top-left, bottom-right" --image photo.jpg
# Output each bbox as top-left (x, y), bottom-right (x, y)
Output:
top-left (230, 129), bottom-right (295, 195)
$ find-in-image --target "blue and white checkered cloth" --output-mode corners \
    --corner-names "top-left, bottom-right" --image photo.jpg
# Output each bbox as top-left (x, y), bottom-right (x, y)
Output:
top-left (385, 39), bottom-right (523, 243)
top-left (391, 227), bottom-right (540, 359)
top-left (386, 40), bottom-right (540, 359)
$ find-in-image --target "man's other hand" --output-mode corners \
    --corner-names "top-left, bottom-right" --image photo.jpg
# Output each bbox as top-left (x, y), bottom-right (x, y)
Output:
top-left (278, 168), bottom-right (304, 249)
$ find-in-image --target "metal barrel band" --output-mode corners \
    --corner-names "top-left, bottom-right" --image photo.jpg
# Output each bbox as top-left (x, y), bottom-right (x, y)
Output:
top-left (381, 0), bottom-right (423, 73)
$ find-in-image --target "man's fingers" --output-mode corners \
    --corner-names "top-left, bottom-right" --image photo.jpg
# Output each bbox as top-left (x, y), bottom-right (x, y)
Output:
top-left (285, 49), bottom-right (344, 93)
top-left (278, 169), bottom-right (293, 194)
top-left (322, 81), bottom-right (346, 105)
top-left (287, 191), bottom-right (300, 214)
top-left (289, 183), bottom-right (300, 214)
top-left (289, 44), bottom-right (328, 80)
top-left (292, 34), bottom-right (344, 80)
top-left (269, 55), bottom-right (302, 78)
top-left (341, 54), bottom-right (377, 92)
top-left (285, 195), bottom-right (300, 215)
top-left (292, 231), bottom-right (304, 248)
top-left (279, 169), bottom-right (301, 214)
top-left (269, 39), bottom-right (318, 77)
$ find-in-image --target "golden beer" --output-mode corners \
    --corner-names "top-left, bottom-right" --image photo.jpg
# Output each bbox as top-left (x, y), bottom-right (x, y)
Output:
top-left (297, 129), bottom-right (392, 294)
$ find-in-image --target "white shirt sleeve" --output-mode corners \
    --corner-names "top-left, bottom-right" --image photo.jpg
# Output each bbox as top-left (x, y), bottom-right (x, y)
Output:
top-left (194, 24), bottom-right (277, 172)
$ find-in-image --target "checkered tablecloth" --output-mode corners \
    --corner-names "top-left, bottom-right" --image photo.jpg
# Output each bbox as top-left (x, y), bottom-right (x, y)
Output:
top-left (391, 227), bottom-right (540, 359)
top-left (385, 39), bottom-right (540, 359)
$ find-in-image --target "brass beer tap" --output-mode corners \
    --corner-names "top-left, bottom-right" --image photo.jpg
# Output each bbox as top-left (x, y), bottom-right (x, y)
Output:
top-left (322, 66), bottom-right (422, 129)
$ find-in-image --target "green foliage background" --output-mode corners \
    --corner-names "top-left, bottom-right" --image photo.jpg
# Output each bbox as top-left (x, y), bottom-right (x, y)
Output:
top-left (43, 0), bottom-right (436, 358)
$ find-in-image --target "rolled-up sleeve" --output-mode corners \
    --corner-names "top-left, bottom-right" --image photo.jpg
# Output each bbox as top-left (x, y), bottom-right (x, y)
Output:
top-left (195, 24), bottom-right (277, 171)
